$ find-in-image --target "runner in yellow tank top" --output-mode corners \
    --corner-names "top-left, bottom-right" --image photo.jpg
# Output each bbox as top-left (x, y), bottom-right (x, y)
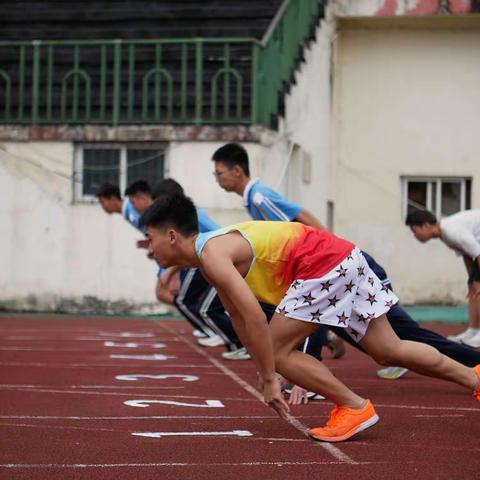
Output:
top-left (140, 194), bottom-right (480, 443)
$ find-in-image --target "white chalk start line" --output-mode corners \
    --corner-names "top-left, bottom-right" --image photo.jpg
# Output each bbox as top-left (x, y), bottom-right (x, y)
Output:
top-left (124, 399), bottom-right (224, 408)
top-left (115, 374), bottom-right (199, 382)
top-left (104, 341), bottom-right (166, 348)
top-left (98, 332), bottom-right (155, 338)
top-left (0, 460), bottom-right (377, 469)
top-left (132, 430), bottom-right (252, 438)
top-left (109, 354), bottom-right (175, 361)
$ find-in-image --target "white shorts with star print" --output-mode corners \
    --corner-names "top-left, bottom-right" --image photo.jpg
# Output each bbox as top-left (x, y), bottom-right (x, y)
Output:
top-left (275, 247), bottom-right (399, 342)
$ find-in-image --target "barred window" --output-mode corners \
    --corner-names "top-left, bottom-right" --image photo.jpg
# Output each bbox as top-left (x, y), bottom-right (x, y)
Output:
top-left (74, 144), bottom-right (165, 201)
top-left (402, 177), bottom-right (472, 219)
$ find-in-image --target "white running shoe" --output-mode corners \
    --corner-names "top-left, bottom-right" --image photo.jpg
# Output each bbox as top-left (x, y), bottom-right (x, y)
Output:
top-left (447, 328), bottom-right (476, 343)
top-left (192, 329), bottom-right (207, 338)
top-left (197, 335), bottom-right (225, 347)
top-left (376, 366), bottom-right (409, 380)
top-left (461, 330), bottom-right (480, 348)
top-left (221, 347), bottom-right (251, 360)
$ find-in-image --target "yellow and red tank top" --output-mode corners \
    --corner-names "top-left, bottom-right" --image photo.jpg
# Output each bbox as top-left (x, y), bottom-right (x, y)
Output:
top-left (195, 221), bottom-right (355, 306)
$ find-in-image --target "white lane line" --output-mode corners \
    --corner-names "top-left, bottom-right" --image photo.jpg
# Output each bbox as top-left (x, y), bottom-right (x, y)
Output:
top-left (1, 388), bottom-right (257, 402)
top-left (132, 430), bottom-right (252, 438)
top-left (0, 415), bottom-right (282, 420)
top-left (0, 363), bottom-right (214, 368)
top-left (104, 342), bottom-right (166, 348)
top-left (77, 337), bottom-right (179, 342)
top-left (0, 343), bottom-right (168, 351)
top-left (375, 403), bottom-right (480, 412)
top-left (110, 354), bottom-right (176, 361)
top-left (115, 374), bottom-right (199, 382)
top-left (155, 321), bottom-right (357, 465)
top-left (0, 347), bottom-right (103, 352)
top-left (98, 332), bottom-right (154, 337)
top-left (0, 422), bottom-right (119, 433)
top-left (0, 461), bottom-right (378, 469)
top-left (0, 384), bottom-right (185, 390)
top-left (414, 414), bottom-right (465, 418)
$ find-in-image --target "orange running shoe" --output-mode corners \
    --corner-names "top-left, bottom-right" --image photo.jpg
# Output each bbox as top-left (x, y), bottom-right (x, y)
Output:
top-left (473, 364), bottom-right (480, 402)
top-left (308, 400), bottom-right (379, 442)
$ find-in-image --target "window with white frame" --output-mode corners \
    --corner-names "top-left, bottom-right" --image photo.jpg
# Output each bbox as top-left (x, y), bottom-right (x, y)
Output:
top-left (74, 144), bottom-right (165, 202)
top-left (402, 177), bottom-right (472, 219)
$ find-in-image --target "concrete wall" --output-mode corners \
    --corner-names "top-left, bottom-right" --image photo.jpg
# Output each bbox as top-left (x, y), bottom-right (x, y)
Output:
top-left (3, 6), bottom-right (480, 310)
top-left (275, 18), bottom-right (335, 225)
top-left (0, 140), bottom-right (271, 312)
top-left (332, 25), bottom-right (480, 303)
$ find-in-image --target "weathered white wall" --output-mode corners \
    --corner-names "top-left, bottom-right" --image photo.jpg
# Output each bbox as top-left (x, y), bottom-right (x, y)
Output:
top-left (3, 8), bottom-right (480, 310)
top-left (276, 17), bottom-right (335, 225)
top-left (0, 142), bottom-right (163, 312)
top-left (0, 140), bottom-right (273, 312)
top-left (332, 26), bottom-right (480, 303)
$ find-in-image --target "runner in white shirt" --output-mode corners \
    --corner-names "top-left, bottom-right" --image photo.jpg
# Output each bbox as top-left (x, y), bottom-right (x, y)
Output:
top-left (406, 209), bottom-right (480, 348)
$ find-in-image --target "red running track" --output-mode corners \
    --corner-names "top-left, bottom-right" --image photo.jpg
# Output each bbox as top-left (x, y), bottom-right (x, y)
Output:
top-left (0, 314), bottom-right (479, 480)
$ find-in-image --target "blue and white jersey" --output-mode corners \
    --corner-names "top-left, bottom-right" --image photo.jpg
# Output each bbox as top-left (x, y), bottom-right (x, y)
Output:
top-left (243, 178), bottom-right (302, 222)
top-left (196, 206), bottom-right (220, 233)
top-left (122, 198), bottom-right (144, 233)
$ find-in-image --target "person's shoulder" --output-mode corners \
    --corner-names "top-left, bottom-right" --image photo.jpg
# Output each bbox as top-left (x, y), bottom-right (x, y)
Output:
top-left (251, 179), bottom-right (276, 195)
top-left (443, 210), bottom-right (479, 229)
top-left (251, 181), bottom-right (284, 203)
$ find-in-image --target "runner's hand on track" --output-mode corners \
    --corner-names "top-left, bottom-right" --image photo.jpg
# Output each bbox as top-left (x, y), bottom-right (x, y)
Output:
top-left (263, 378), bottom-right (290, 419)
top-left (288, 385), bottom-right (309, 405)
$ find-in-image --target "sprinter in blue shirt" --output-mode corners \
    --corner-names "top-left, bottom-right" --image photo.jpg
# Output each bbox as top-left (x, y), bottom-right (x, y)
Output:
top-left (212, 143), bottom-right (323, 227)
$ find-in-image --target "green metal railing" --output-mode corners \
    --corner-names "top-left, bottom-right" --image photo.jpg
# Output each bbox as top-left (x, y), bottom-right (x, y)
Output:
top-left (0, 1), bottom-right (325, 129)
top-left (256, 0), bottom-right (326, 127)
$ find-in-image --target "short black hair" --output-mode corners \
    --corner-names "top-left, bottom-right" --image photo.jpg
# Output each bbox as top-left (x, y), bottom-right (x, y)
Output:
top-left (139, 193), bottom-right (198, 236)
top-left (125, 180), bottom-right (152, 197)
top-left (405, 210), bottom-right (437, 226)
top-left (97, 182), bottom-right (121, 200)
top-left (212, 143), bottom-right (250, 176)
top-left (152, 178), bottom-right (184, 200)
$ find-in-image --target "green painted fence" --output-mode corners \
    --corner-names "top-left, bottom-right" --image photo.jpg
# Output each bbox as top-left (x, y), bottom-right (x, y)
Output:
top-left (0, 1), bottom-right (326, 128)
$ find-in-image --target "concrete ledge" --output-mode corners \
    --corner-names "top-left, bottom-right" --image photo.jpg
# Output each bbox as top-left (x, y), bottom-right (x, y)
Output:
top-left (403, 305), bottom-right (468, 324)
top-left (0, 124), bottom-right (267, 142)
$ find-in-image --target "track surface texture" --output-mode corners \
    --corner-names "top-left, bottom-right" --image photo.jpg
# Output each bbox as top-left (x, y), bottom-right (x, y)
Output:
top-left (1, 315), bottom-right (479, 480)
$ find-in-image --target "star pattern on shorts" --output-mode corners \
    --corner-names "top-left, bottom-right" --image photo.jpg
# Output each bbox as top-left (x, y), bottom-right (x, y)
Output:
top-left (357, 266), bottom-right (365, 276)
top-left (367, 312), bottom-right (376, 321)
top-left (310, 309), bottom-right (322, 321)
top-left (350, 329), bottom-right (360, 339)
top-left (357, 314), bottom-right (368, 323)
top-left (381, 283), bottom-right (391, 292)
top-left (277, 306), bottom-right (288, 315)
top-left (344, 280), bottom-right (355, 293)
top-left (292, 280), bottom-right (302, 289)
top-left (302, 292), bottom-right (316, 305)
top-left (367, 293), bottom-right (377, 306)
top-left (320, 280), bottom-right (333, 292)
top-left (336, 265), bottom-right (348, 277)
top-left (385, 300), bottom-right (395, 308)
top-left (346, 254), bottom-right (353, 261)
top-left (368, 277), bottom-right (375, 286)
top-left (336, 312), bottom-right (349, 325)
top-left (328, 295), bottom-right (339, 307)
